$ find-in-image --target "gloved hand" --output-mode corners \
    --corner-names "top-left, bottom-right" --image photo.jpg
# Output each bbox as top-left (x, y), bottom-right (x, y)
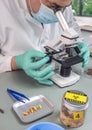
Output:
top-left (16, 50), bottom-right (54, 85)
top-left (78, 42), bottom-right (90, 67)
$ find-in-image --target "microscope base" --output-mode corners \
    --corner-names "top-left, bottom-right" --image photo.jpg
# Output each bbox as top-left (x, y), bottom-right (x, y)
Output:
top-left (51, 71), bottom-right (80, 87)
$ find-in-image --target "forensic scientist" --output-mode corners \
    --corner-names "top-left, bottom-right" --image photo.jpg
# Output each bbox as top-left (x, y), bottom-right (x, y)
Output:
top-left (0, 0), bottom-right (90, 85)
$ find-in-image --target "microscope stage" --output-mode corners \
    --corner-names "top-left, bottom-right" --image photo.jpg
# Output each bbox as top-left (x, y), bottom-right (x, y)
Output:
top-left (51, 71), bottom-right (80, 87)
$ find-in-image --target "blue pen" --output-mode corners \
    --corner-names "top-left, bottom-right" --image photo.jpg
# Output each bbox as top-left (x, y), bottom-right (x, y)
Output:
top-left (7, 88), bottom-right (30, 103)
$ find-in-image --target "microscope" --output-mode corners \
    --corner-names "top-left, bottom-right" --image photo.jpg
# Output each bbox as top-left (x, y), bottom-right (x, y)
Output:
top-left (44, 9), bottom-right (84, 87)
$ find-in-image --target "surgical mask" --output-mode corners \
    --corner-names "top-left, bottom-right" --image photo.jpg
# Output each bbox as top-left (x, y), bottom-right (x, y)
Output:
top-left (31, 3), bottom-right (58, 24)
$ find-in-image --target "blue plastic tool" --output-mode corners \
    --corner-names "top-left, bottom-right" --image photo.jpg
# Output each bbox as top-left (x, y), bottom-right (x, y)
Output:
top-left (26, 122), bottom-right (64, 130)
top-left (7, 88), bottom-right (30, 103)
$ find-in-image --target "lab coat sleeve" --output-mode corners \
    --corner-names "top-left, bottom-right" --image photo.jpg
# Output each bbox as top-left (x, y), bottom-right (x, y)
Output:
top-left (0, 54), bottom-right (12, 73)
top-left (0, 28), bottom-right (12, 73)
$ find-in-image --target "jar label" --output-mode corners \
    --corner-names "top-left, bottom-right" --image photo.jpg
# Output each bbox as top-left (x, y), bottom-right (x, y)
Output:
top-left (65, 91), bottom-right (87, 104)
top-left (74, 111), bottom-right (84, 120)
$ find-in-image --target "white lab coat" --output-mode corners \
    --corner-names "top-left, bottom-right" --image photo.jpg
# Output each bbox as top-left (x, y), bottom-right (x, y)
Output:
top-left (0, 0), bottom-right (80, 73)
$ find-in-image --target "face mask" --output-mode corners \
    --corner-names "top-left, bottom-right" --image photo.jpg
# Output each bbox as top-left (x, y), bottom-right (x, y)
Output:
top-left (31, 3), bottom-right (58, 24)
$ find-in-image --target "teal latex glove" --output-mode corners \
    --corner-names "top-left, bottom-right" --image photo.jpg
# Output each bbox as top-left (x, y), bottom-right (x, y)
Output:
top-left (78, 42), bottom-right (90, 67)
top-left (16, 50), bottom-right (54, 85)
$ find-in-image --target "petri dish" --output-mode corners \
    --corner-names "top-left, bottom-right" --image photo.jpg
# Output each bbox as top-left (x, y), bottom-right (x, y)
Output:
top-left (26, 122), bottom-right (64, 130)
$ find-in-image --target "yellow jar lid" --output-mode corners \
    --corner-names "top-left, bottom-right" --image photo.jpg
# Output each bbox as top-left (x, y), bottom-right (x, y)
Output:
top-left (63, 90), bottom-right (89, 111)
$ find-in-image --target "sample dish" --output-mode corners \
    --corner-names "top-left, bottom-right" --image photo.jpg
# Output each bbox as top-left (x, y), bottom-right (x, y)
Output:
top-left (13, 95), bottom-right (54, 123)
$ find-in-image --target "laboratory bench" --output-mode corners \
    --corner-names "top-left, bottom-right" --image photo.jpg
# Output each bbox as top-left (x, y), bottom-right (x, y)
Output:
top-left (0, 30), bottom-right (92, 130)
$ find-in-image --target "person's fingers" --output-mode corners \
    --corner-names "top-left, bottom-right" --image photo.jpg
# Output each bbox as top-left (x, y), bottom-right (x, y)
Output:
top-left (30, 56), bottom-right (50, 69)
top-left (27, 50), bottom-right (46, 58)
top-left (38, 79), bottom-right (54, 86)
top-left (35, 71), bottom-right (55, 81)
